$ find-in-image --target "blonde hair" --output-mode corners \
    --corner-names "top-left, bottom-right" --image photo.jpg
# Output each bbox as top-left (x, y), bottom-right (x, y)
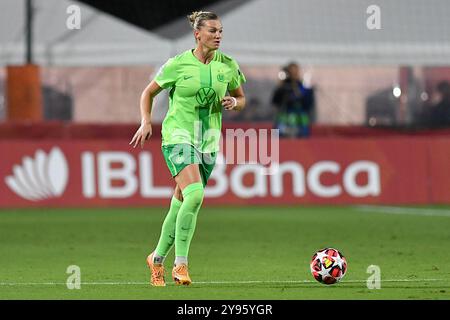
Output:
top-left (187, 11), bottom-right (219, 30)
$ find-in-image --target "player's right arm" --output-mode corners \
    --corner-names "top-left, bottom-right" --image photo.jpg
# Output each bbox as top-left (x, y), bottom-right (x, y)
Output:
top-left (129, 80), bottom-right (163, 149)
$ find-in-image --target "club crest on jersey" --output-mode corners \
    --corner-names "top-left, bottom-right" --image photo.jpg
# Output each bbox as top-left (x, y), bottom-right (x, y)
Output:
top-left (217, 73), bottom-right (225, 82)
top-left (196, 87), bottom-right (217, 107)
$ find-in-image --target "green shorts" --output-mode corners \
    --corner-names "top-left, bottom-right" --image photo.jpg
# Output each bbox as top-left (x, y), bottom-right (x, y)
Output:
top-left (161, 143), bottom-right (217, 186)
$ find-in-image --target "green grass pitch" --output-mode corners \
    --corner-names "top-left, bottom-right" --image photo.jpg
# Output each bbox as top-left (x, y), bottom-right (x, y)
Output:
top-left (0, 206), bottom-right (449, 299)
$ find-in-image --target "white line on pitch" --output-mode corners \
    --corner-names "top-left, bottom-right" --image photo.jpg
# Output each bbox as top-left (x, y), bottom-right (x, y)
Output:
top-left (354, 205), bottom-right (450, 217)
top-left (194, 279), bottom-right (447, 284)
top-left (0, 279), bottom-right (447, 286)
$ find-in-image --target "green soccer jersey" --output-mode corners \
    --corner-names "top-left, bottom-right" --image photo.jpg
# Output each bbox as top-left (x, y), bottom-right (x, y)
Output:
top-left (155, 49), bottom-right (246, 153)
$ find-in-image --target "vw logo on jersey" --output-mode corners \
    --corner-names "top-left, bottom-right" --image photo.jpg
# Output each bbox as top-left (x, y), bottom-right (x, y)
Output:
top-left (196, 87), bottom-right (217, 107)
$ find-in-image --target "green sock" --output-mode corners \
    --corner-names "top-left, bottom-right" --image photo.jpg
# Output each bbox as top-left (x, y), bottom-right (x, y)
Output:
top-left (154, 196), bottom-right (183, 258)
top-left (175, 182), bottom-right (204, 258)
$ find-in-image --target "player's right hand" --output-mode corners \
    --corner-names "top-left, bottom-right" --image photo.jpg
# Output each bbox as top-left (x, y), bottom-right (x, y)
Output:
top-left (129, 122), bottom-right (152, 149)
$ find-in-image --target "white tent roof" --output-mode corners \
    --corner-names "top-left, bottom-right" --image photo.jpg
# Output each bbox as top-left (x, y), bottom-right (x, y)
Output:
top-left (0, 0), bottom-right (173, 66)
top-left (174, 0), bottom-right (450, 66)
top-left (1, 0), bottom-right (449, 66)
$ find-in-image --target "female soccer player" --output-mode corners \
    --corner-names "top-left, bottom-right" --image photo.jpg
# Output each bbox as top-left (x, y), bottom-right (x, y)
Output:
top-left (130, 11), bottom-right (246, 286)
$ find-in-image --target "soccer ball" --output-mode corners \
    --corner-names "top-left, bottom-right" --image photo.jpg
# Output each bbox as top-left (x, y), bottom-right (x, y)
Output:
top-left (310, 248), bottom-right (347, 285)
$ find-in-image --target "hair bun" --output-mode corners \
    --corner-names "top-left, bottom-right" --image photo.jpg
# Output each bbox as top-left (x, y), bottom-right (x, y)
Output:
top-left (187, 11), bottom-right (218, 29)
top-left (188, 11), bottom-right (202, 28)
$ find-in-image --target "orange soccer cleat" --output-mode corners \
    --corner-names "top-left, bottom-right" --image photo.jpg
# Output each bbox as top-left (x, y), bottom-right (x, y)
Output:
top-left (172, 264), bottom-right (192, 286)
top-left (146, 252), bottom-right (166, 287)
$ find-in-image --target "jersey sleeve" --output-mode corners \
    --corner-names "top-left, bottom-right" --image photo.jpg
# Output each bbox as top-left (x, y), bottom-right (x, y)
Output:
top-left (227, 60), bottom-right (246, 91)
top-left (154, 58), bottom-right (178, 89)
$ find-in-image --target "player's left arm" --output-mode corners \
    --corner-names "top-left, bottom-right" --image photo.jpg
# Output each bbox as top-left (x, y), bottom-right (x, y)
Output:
top-left (222, 86), bottom-right (246, 111)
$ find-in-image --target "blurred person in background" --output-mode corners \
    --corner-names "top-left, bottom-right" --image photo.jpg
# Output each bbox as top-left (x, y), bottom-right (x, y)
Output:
top-left (130, 11), bottom-right (246, 287)
top-left (271, 62), bottom-right (315, 138)
top-left (428, 81), bottom-right (450, 127)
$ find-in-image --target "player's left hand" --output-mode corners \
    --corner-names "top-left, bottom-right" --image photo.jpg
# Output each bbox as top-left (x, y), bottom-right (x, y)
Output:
top-left (222, 96), bottom-right (238, 110)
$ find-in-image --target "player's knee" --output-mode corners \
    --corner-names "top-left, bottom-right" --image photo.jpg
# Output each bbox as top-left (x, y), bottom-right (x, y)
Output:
top-left (182, 183), bottom-right (204, 209)
top-left (188, 188), bottom-right (204, 209)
